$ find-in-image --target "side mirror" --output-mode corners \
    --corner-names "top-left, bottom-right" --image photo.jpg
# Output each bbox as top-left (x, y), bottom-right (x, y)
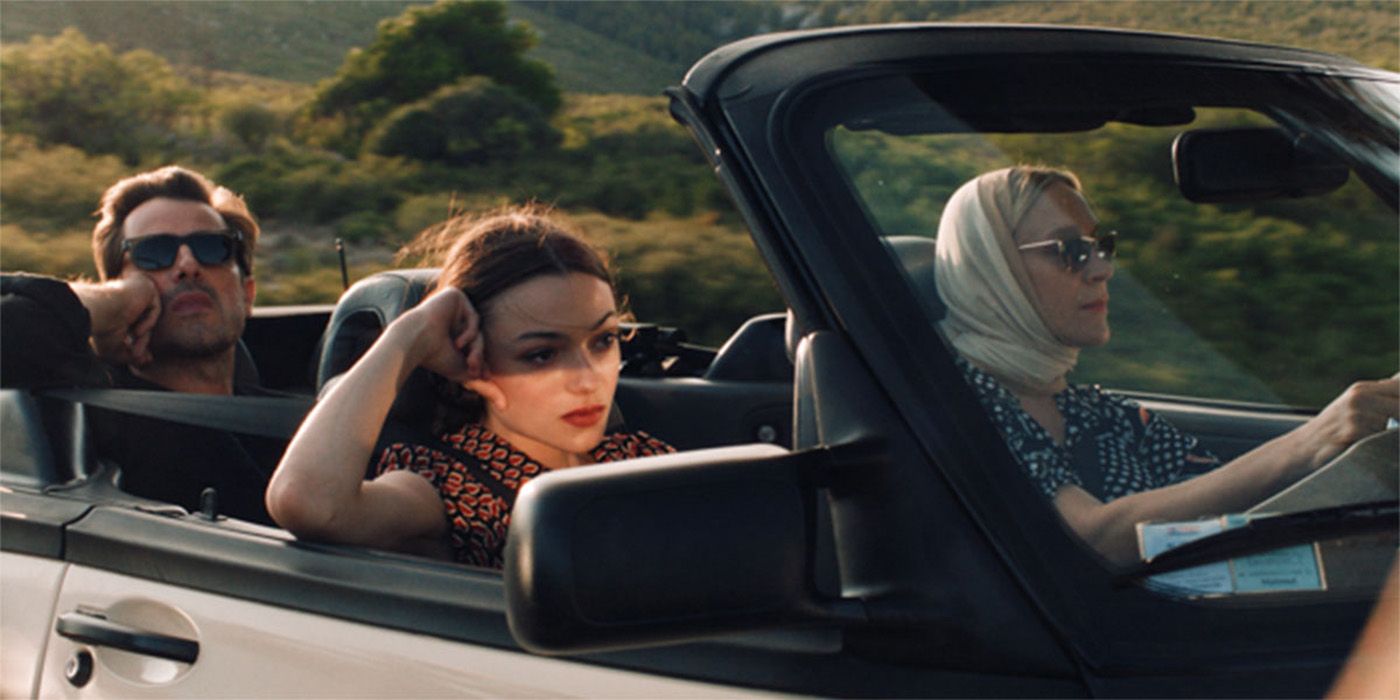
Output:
top-left (504, 443), bottom-right (867, 654)
top-left (1173, 127), bottom-right (1349, 203)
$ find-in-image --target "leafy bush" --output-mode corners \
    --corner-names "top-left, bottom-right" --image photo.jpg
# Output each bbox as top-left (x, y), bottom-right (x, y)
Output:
top-left (559, 116), bottom-right (728, 220)
top-left (334, 210), bottom-right (396, 245)
top-left (256, 262), bottom-right (392, 306)
top-left (0, 28), bottom-right (198, 163)
top-left (308, 0), bottom-right (560, 149)
top-left (0, 224), bottom-right (97, 278)
top-left (221, 102), bottom-right (281, 152)
top-left (0, 136), bottom-right (129, 231)
top-left (392, 192), bottom-right (513, 246)
top-left (577, 211), bottom-right (782, 345)
top-left (366, 77), bottom-right (560, 165)
top-left (216, 145), bottom-right (418, 223)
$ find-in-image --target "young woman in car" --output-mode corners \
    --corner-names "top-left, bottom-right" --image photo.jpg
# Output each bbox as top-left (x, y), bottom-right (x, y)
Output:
top-left (933, 166), bottom-right (1398, 565)
top-left (266, 206), bottom-right (673, 567)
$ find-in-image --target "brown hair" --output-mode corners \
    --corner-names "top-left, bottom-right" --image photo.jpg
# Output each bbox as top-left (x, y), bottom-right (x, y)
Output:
top-left (92, 166), bottom-right (259, 280)
top-left (398, 203), bottom-right (619, 431)
top-left (425, 204), bottom-right (613, 314)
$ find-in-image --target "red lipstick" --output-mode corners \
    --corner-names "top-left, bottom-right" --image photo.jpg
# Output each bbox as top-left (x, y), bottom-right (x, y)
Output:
top-left (562, 405), bottom-right (605, 428)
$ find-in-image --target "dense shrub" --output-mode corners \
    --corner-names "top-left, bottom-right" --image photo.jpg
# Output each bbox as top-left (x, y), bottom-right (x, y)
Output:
top-left (0, 137), bottom-right (130, 231)
top-left (0, 29), bottom-right (198, 163)
top-left (308, 0), bottom-right (560, 149)
top-left (215, 145), bottom-right (418, 223)
top-left (0, 224), bottom-right (97, 278)
top-left (365, 77), bottom-right (560, 165)
top-left (334, 210), bottom-right (396, 245)
top-left (221, 102), bottom-right (281, 152)
top-left (577, 212), bottom-right (782, 346)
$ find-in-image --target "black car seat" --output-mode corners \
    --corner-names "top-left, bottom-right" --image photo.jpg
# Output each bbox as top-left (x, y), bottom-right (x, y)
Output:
top-left (884, 235), bottom-right (947, 322)
top-left (316, 269), bottom-right (441, 391)
top-left (316, 269), bottom-right (441, 446)
top-left (783, 235), bottom-right (946, 364)
top-left (232, 339), bottom-right (262, 389)
top-left (783, 235), bottom-right (945, 598)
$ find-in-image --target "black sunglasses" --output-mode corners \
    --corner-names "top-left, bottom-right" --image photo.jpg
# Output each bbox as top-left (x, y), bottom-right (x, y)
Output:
top-left (122, 229), bottom-right (244, 271)
top-left (1017, 231), bottom-right (1117, 272)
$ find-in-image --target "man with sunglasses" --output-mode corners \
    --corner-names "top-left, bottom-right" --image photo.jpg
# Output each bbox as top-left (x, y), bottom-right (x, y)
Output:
top-left (2, 166), bottom-right (282, 524)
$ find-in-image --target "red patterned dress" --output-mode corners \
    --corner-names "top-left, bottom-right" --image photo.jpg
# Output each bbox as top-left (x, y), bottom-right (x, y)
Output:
top-left (375, 424), bottom-right (674, 568)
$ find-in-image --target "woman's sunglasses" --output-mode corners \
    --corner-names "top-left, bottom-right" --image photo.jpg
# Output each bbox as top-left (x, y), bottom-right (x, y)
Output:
top-left (1017, 231), bottom-right (1117, 272)
top-left (123, 229), bottom-right (244, 271)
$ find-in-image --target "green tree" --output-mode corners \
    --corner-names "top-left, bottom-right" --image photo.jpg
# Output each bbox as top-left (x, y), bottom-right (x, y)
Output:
top-left (366, 76), bottom-right (559, 164)
top-left (307, 0), bottom-right (560, 151)
top-left (221, 101), bottom-right (280, 152)
top-left (0, 28), bottom-right (197, 163)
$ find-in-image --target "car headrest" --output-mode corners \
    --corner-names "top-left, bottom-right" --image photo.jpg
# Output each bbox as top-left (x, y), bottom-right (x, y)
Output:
top-left (785, 237), bottom-right (945, 363)
top-left (885, 235), bottom-right (946, 322)
top-left (706, 312), bottom-right (790, 381)
top-left (316, 269), bottom-right (444, 457)
top-left (316, 269), bottom-right (441, 390)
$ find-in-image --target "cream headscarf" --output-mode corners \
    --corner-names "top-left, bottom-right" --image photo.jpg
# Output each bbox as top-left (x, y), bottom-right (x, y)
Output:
top-left (934, 167), bottom-right (1080, 393)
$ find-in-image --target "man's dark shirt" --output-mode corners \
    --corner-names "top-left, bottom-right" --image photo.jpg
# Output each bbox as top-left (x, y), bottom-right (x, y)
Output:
top-left (1, 273), bottom-right (285, 525)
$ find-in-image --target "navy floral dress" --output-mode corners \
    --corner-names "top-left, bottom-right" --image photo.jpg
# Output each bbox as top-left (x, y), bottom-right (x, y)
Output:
top-left (959, 360), bottom-right (1221, 501)
top-left (376, 424), bottom-right (674, 568)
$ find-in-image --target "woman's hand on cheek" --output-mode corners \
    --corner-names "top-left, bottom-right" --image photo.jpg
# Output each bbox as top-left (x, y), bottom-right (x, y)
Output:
top-left (394, 288), bottom-right (484, 382)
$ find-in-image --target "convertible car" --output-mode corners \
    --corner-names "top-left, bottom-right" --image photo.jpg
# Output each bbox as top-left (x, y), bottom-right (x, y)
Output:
top-left (3, 24), bottom-right (1396, 697)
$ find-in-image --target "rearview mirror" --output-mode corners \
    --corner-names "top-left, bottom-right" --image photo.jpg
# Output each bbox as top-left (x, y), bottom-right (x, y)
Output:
top-left (1173, 127), bottom-right (1349, 203)
top-left (504, 443), bottom-right (864, 654)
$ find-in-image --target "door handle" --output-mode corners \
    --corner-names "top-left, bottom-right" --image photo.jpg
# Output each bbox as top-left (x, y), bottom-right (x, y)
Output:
top-left (55, 610), bottom-right (199, 664)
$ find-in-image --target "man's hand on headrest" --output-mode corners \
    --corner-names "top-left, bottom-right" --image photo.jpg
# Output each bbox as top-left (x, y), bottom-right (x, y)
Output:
top-left (73, 273), bottom-right (160, 367)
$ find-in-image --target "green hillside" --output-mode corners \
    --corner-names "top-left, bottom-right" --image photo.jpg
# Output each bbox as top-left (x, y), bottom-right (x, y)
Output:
top-left (525, 0), bottom-right (1399, 75)
top-left (3, 1), bottom-right (1391, 95)
top-left (0, 0), bottom-right (679, 92)
top-left (948, 0), bottom-right (1399, 72)
top-left (505, 3), bottom-right (679, 94)
top-left (0, 1), bottom-right (417, 83)
top-left (1, 0), bottom-right (1393, 399)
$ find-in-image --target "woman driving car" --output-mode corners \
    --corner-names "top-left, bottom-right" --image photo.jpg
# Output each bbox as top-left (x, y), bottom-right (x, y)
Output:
top-left (933, 166), bottom-right (1398, 565)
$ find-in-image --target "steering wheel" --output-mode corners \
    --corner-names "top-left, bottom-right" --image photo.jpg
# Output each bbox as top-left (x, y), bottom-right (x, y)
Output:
top-left (1247, 428), bottom-right (1399, 514)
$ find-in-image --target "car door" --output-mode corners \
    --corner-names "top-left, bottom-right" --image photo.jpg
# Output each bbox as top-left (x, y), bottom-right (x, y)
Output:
top-left (0, 388), bottom-right (778, 697)
top-left (4, 488), bottom-right (797, 697)
top-left (7, 494), bottom-right (1091, 697)
top-left (37, 561), bottom-right (756, 697)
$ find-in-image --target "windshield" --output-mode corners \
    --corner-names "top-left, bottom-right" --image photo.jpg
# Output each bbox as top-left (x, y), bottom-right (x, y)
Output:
top-left (810, 59), bottom-right (1398, 599)
top-left (826, 69), bottom-right (1398, 408)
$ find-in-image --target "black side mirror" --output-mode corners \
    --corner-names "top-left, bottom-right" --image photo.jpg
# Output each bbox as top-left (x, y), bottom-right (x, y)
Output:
top-left (504, 443), bottom-right (871, 654)
top-left (1173, 127), bottom-right (1349, 203)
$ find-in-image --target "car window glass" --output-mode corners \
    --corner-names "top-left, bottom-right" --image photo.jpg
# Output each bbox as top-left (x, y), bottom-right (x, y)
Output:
top-left (832, 107), bottom-right (1396, 407)
top-left (825, 79), bottom-right (1398, 601)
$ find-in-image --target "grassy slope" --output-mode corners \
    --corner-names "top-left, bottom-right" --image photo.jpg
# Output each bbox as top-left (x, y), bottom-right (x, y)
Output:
top-left (0, 0), bottom-right (683, 92)
top-left (2, 1), bottom-right (1391, 93)
top-left (949, 0), bottom-right (1398, 71)
top-left (0, 1), bottom-right (416, 83)
top-left (505, 3), bottom-right (680, 94)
